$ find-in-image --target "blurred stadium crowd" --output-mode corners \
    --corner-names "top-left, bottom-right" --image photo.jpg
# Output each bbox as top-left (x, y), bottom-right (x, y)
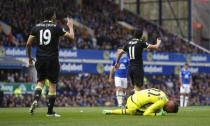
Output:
top-left (1, 71), bottom-right (210, 107)
top-left (0, 0), bottom-right (210, 107)
top-left (0, 0), bottom-right (203, 53)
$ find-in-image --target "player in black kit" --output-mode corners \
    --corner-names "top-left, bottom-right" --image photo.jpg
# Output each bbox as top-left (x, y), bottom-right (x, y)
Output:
top-left (115, 29), bottom-right (161, 92)
top-left (26, 7), bottom-right (74, 117)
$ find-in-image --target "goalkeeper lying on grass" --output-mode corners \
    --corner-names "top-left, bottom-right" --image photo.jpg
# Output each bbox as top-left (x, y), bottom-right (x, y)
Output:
top-left (103, 88), bottom-right (179, 116)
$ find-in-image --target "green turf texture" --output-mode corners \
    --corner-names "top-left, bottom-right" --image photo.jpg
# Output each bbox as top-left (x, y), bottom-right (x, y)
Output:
top-left (0, 107), bottom-right (209, 126)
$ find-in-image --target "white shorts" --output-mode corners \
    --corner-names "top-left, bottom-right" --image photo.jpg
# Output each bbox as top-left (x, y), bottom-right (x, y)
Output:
top-left (180, 84), bottom-right (191, 94)
top-left (114, 77), bottom-right (128, 89)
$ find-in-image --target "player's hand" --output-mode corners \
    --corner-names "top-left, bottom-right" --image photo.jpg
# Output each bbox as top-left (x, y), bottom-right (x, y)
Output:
top-left (156, 38), bottom-right (161, 44)
top-left (114, 63), bottom-right (120, 69)
top-left (66, 18), bottom-right (73, 28)
top-left (28, 58), bottom-right (34, 67)
top-left (156, 109), bottom-right (166, 116)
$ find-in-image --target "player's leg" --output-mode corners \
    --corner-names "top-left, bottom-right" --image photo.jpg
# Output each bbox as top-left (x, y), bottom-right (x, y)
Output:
top-left (128, 66), bottom-right (142, 92)
top-left (133, 67), bottom-right (144, 92)
top-left (29, 59), bottom-right (47, 114)
top-left (115, 77), bottom-right (126, 107)
top-left (184, 85), bottom-right (190, 107)
top-left (47, 82), bottom-right (59, 116)
top-left (103, 96), bottom-right (137, 115)
top-left (121, 78), bottom-right (128, 105)
top-left (29, 81), bottom-right (45, 114)
top-left (34, 81), bottom-right (45, 101)
top-left (46, 58), bottom-right (60, 117)
top-left (116, 87), bottom-right (124, 107)
top-left (180, 86), bottom-right (185, 107)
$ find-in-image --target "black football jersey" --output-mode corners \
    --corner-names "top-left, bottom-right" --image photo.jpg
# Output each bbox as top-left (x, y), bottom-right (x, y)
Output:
top-left (30, 20), bottom-right (66, 58)
top-left (123, 38), bottom-right (149, 65)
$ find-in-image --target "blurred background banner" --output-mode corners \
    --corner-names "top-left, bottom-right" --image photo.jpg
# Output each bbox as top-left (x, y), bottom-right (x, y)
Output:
top-left (3, 47), bottom-right (210, 62)
top-left (1, 47), bottom-right (210, 74)
top-left (0, 82), bottom-right (35, 94)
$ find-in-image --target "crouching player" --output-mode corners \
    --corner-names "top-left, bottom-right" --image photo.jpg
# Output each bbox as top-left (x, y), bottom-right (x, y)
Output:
top-left (103, 88), bottom-right (179, 116)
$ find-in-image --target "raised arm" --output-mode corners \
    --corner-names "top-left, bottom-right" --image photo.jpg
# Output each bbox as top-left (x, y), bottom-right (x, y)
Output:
top-left (64, 18), bottom-right (74, 41)
top-left (147, 38), bottom-right (161, 49)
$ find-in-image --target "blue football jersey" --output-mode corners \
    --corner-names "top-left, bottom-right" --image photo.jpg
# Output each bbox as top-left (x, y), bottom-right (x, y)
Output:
top-left (180, 68), bottom-right (191, 84)
top-left (112, 57), bottom-right (129, 78)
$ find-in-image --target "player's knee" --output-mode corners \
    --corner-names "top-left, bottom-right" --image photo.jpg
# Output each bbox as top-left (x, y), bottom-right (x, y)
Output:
top-left (48, 89), bottom-right (56, 96)
top-left (35, 81), bottom-right (45, 90)
top-left (48, 84), bottom-right (56, 96)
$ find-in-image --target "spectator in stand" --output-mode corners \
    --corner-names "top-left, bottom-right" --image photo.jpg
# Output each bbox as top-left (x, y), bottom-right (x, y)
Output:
top-left (0, 0), bottom-right (204, 53)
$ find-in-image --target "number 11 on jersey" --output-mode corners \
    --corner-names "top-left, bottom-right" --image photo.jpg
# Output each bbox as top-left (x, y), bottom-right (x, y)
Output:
top-left (129, 46), bottom-right (135, 59)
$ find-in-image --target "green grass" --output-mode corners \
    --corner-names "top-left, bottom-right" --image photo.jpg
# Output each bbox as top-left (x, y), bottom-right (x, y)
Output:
top-left (0, 107), bottom-right (209, 126)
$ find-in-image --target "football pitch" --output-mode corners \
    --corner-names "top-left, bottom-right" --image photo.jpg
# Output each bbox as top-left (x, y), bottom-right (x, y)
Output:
top-left (0, 107), bottom-right (209, 126)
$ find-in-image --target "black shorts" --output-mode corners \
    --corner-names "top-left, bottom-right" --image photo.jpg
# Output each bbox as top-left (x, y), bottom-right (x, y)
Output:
top-left (128, 65), bottom-right (144, 87)
top-left (35, 57), bottom-right (60, 83)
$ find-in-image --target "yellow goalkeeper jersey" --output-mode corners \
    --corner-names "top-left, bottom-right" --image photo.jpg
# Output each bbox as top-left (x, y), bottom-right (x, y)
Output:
top-left (131, 88), bottom-right (168, 116)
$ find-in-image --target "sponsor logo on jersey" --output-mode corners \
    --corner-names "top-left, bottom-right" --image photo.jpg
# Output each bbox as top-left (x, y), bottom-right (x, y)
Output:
top-left (119, 64), bottom-right (126, 69)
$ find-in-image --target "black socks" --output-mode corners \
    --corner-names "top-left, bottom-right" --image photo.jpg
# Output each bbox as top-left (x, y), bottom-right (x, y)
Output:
top-left (47, 95), bottom-right (56, 114)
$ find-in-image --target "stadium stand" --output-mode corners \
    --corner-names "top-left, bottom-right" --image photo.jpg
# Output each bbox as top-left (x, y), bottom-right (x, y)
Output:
top-left (0, 0), bottom-right (204, 53)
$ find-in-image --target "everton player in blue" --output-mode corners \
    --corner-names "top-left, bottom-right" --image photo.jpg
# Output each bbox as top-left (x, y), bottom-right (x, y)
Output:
top-left (109, 52), bottom-right (129, 107)
top-left (179, 63), bottom-right (192, 107)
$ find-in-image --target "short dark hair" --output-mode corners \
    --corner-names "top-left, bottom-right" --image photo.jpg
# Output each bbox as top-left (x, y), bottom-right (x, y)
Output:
top-left (172, 103), bottom-right (179, 113)
top-left (43, 7), bottom-right (56, 20)
top-left (133, 28), bottom-right (143, 38)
